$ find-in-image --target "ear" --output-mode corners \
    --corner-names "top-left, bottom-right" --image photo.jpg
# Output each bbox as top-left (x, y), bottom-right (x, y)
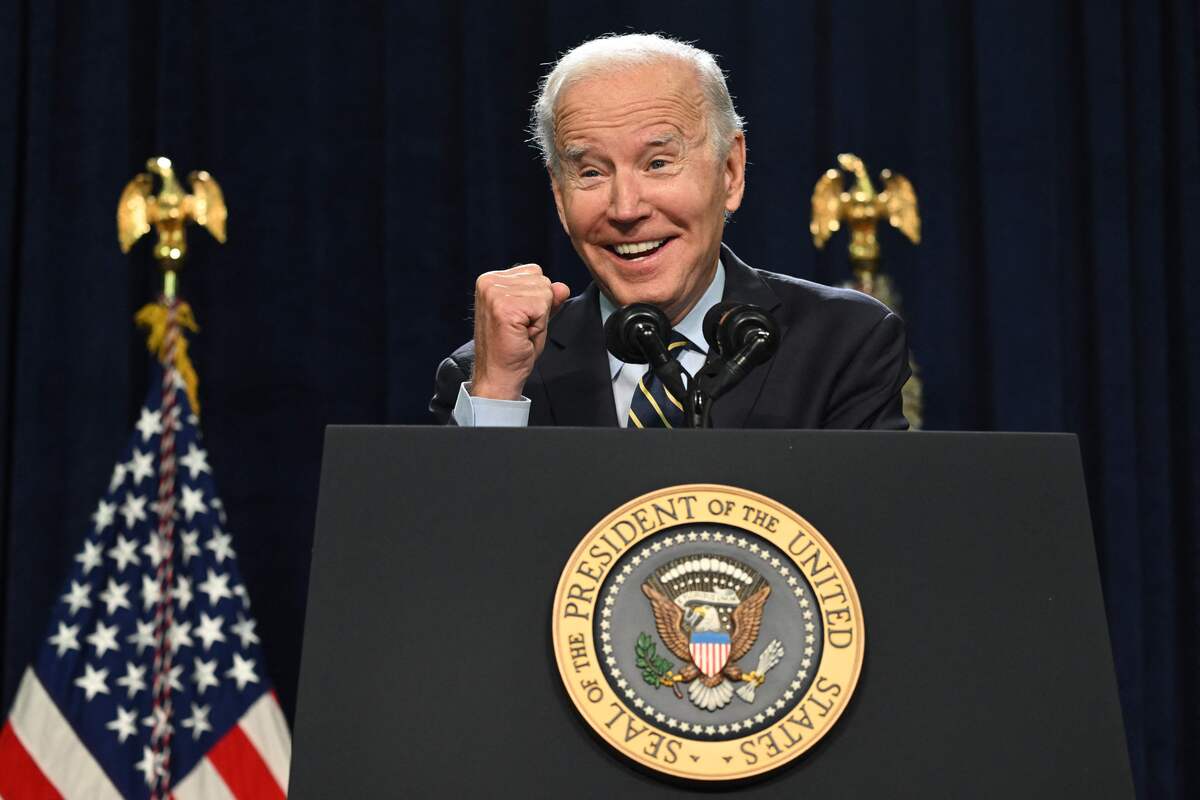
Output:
top-left (549, 167), bottom-right (570, 235)
top-left (722, 132), bottom-right (747, 213)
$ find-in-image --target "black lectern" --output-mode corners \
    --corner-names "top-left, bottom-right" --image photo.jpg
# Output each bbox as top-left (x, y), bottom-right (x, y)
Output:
top-left (291, 428), bottom-right (1133, 798)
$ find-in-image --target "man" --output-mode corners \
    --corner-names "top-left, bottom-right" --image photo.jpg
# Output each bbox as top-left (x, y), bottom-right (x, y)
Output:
top-left (430, 33), bottom-right (909, 429)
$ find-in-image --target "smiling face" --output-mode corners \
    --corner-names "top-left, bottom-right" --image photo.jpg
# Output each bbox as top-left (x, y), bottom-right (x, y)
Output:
top-left (550, 60), bottom-right (746, 324)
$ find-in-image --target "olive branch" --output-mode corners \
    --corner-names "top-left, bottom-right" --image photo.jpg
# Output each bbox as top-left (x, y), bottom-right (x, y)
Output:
top-left (635, 632), bottom-right (674, 688)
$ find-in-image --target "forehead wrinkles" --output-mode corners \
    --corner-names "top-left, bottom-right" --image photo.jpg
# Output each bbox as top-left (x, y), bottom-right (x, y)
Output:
top-left (555, 86), bottom-right (708, 156)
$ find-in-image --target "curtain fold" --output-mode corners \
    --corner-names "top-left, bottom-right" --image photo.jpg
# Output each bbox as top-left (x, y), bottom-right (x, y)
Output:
top-left (1, 2), bottom-right (1195, 796)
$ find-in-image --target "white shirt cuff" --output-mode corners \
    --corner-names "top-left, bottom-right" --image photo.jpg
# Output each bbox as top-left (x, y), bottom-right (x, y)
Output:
top-left (452, 382), bottom-right (531, 427)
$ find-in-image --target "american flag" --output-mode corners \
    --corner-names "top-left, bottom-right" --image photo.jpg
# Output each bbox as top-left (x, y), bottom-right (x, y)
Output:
top-left (0, 326), bottom-right (290, 798)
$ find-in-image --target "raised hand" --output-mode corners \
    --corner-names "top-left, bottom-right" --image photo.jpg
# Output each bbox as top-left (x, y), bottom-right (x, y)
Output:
top-left (470, 264), bottom-right (570, 400)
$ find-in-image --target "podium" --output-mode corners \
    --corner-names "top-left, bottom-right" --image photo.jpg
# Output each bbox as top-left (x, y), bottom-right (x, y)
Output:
top-left (290, 428), bottom-right (1133, 798)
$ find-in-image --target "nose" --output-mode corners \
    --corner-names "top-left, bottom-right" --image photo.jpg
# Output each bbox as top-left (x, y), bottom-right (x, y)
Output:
top-left (607, 169), bottom-right (651, 225)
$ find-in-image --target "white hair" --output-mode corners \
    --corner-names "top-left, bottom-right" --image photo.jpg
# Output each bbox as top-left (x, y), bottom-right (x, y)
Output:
top-left (531, 33), bottom-right (745, 175)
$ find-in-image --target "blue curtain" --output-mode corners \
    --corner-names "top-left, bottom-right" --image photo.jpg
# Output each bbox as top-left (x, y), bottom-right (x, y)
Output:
top-left (1, 1), bottom-right (1196, 796)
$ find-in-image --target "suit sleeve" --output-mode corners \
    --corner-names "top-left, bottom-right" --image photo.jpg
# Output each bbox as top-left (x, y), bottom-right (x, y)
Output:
top-left (823, 311), bottom-right (911, 430)
top-left (429, 355), bottom-right (469, 425)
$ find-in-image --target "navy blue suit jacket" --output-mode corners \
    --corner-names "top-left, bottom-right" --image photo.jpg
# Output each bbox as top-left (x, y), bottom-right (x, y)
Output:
top-left (430, 245), bottom-right (910, 429)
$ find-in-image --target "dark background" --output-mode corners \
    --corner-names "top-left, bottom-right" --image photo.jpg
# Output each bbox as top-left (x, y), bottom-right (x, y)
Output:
top-left (1, 1), bottom-right (1196, 797)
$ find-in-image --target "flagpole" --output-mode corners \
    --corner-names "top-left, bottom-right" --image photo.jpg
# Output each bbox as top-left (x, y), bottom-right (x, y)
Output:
top-left (117, 156), bottom-right (226, 797)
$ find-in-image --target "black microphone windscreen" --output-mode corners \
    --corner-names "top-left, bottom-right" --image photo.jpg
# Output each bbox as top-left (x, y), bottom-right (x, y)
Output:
top-left (722, 306), bottom-right (779, 355)
top-left (702, 301), bottom-right (746, 356)
top-left (604, 303), bottom-right (671, 364)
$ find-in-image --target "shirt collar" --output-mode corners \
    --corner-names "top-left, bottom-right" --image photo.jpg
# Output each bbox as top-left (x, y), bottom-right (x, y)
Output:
top-left (598, 259), bottom-right (726, 380)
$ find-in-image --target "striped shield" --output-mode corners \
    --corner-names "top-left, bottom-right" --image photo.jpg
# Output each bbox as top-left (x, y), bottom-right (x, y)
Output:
top-left (689, 631), bottom-right (732, 678)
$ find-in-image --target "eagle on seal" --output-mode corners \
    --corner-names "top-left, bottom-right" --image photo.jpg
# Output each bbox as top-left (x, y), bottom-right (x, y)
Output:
top-left (640, 554), bottom-right (779, 711)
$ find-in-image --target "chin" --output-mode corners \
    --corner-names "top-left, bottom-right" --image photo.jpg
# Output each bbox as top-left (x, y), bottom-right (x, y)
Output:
top-left (606, 281), bottom-right (679, 311)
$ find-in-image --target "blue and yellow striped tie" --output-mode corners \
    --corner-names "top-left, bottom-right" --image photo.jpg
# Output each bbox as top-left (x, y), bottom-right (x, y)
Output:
top-left (627, 332), bottom-right (690, 428)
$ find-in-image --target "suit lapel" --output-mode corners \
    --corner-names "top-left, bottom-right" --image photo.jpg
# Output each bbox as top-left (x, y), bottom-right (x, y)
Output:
top-left (534, 284), bottom-right (619, 426)
top-left (709, 244), bottom-right (783, 428)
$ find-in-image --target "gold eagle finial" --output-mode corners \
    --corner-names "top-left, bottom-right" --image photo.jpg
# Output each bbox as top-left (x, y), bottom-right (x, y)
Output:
top-left (811, 153), bottom-right (924, 429)
top-left (810, 152), bottom-right (920, 263)
top-left (117, 156), bottom-right (225, 416)
top-left (117, 156), bottom-right (227, 297)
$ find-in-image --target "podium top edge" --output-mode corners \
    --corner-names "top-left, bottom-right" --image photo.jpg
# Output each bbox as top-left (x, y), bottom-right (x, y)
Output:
top-left (321, 425), bottom-right (1079, 441)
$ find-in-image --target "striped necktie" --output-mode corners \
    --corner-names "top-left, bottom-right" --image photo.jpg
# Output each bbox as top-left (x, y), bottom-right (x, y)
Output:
top-left (627, 332), bottom-right (691, 428)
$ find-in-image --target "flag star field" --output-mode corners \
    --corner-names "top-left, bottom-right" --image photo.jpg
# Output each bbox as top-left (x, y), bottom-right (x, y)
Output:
top-left (1, 366), bottom-right (290, 798)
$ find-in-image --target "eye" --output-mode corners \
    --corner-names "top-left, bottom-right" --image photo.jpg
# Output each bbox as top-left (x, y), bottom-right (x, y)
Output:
top-left (579, 167), bottom-right (601, 179)
top-left (649, 158), bottom-right (669, 170)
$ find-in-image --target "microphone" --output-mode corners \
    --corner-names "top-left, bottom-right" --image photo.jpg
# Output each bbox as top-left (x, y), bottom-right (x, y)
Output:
top-left (604, 303), bottom-right (690, 411)
top-left (694, 302), bottom-right (780, 413)
top-left (703, 302), bottom-right (780, 364)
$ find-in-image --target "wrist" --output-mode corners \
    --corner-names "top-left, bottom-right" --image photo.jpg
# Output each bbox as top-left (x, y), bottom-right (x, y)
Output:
top-left (467, 378), bottom-right (524, 401)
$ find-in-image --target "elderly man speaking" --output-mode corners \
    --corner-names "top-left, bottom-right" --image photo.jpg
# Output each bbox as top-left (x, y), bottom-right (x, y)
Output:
top-left (430, 33), bottom-right (909, 429)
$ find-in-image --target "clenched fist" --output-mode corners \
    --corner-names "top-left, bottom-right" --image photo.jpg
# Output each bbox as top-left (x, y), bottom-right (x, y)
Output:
top-left (471, 264), bottom-right (570, 400)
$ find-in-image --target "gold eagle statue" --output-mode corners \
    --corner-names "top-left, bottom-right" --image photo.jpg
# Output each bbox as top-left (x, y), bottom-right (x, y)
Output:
top-left (117, 156), bottom-right (225, 416)
top-left (811, 152), bottom-right (920, 262)
top-left (117, 156), bottom-right (227, 263)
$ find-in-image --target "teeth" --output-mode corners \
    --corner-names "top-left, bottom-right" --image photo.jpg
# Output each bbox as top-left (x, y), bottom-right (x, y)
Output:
top-left (613, 239), bottom-right (665, 255)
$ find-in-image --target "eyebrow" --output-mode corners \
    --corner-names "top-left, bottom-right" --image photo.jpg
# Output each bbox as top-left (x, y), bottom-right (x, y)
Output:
top-left (562, 144), bottom-right (589, 163)
top-left (561, 133), bottom-right (682, 164)
top-left (646, 133), bottom-right (679, 148)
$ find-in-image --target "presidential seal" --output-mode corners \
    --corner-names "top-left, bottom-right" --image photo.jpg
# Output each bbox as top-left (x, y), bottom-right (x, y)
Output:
top-left (551, 485), bottom-right (864, 781)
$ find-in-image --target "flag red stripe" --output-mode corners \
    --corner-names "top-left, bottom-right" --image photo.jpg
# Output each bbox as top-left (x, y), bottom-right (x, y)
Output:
top-left (0, 720), bottom-right (63, 800)
top-left (691, 642), bottom-right (730, 678)
top-left (207, 724), bottom-right (285, 800)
